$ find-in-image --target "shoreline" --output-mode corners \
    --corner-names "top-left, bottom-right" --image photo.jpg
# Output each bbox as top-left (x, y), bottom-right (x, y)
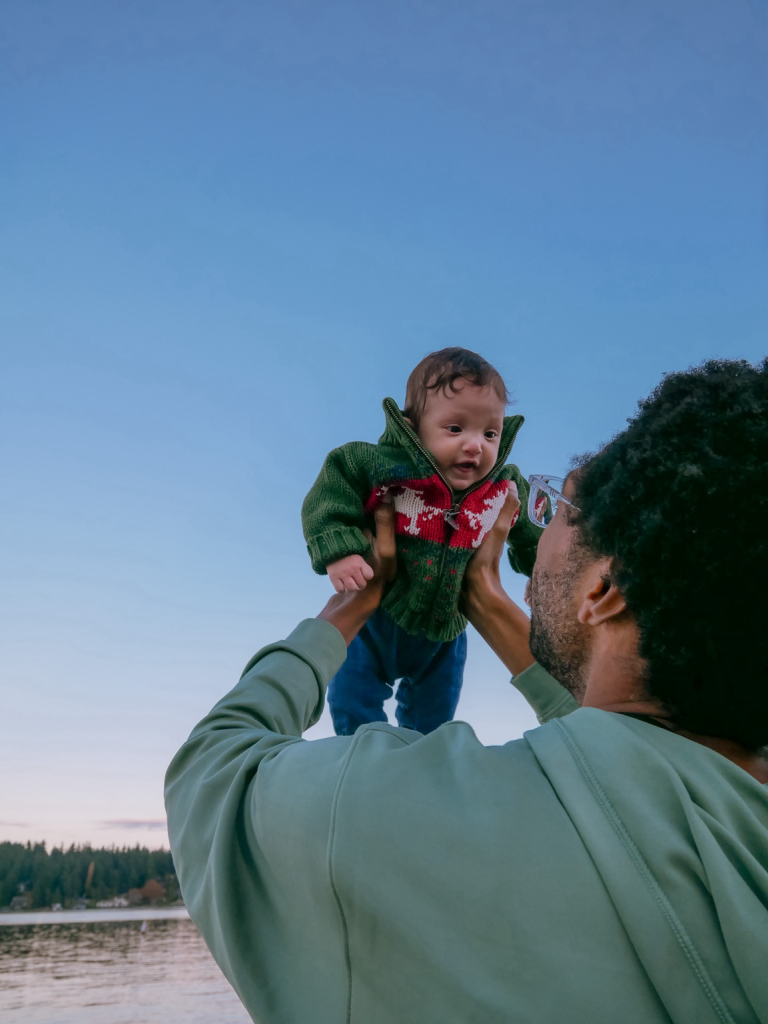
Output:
top-left (0, 906), bottom-right (190, 926)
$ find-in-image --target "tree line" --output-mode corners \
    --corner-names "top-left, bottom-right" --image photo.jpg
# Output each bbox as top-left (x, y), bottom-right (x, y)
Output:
top-left (0, 841), bottom-right (178, 909)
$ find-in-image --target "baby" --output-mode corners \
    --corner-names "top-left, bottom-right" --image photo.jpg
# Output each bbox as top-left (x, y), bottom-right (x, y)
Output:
top-left (302, 347), bottom-right (539, 735)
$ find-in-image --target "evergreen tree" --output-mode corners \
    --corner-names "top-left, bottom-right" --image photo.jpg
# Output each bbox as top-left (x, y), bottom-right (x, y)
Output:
top-left (0, 842), bottom-right (177, 909)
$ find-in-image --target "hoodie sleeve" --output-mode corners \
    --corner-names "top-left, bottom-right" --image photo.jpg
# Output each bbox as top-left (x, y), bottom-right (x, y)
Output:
top-left (301, 443), bottom-right (376, 573)
top-left (511, 661), bottom-right (580, 723)
top-left (164, 619), bottom-right (355, 1020)
top-left (504, 466), bottom-right (541, 577)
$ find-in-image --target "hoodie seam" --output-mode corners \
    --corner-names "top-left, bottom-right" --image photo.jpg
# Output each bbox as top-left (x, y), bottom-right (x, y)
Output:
top-left (326, 733), bottom-right (361, 1024)
top-left (538, 692), bottom-right (579, 724)
top-left (325, 726), bottom-right (413, 1024)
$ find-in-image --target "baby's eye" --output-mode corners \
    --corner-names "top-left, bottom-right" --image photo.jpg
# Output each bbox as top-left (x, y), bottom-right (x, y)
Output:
top-left (447, 425), bottom-right (462, 434)
top-left (484, 430), bottom-right (498, 439)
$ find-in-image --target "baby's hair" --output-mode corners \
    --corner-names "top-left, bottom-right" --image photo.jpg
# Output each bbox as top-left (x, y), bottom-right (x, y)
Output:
top-left (403, 347), bottom-right (509, 427)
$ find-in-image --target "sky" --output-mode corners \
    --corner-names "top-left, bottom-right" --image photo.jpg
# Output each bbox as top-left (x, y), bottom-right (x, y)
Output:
top-left (1, 0), bottom-right (766, 852)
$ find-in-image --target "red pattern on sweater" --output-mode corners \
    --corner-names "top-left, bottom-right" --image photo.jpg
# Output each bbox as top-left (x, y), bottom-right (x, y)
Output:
top-left (365, 475), bottom-right (518, 550)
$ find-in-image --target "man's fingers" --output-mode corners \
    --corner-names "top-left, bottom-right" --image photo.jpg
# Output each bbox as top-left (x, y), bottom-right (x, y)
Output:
top-left (373, 500), bottom-right (397, 560)
top-left (495, 486), bottom-right (520, 534)
top-left (468, 486), bottom-right (520, 578)
top-left (350, 500), bottom-right (396, 586)
top-left (479, 487), bottom-right (520, 554)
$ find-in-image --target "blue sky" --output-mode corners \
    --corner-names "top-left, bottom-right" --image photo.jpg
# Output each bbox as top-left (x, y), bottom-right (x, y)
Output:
top-left (1, 0), bottom-right (766, 850)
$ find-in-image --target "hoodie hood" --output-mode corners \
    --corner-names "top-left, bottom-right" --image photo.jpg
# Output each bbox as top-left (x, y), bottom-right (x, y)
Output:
top-left (527, 709), bottom-right (768, 1024)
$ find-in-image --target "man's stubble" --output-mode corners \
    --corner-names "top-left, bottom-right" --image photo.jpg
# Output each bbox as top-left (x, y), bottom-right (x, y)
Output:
top-left (529, 562), bottom-right (588, 702)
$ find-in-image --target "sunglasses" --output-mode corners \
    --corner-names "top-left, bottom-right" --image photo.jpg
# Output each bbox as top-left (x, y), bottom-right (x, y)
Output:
top-left (526, 475), bottom-right (580, 528)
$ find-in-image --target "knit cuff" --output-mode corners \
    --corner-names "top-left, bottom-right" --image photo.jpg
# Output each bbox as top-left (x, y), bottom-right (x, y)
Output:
top-left (306, 527), bottom-right (372, 574)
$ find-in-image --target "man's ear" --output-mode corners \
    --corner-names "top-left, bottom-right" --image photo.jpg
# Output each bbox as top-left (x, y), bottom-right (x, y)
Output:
top-left (403, 415), bottom-right (415, 429)
top-left (576, 560), bottom-right (627, 626)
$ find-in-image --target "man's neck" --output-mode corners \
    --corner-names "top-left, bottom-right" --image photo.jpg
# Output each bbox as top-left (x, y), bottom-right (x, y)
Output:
top-left (578, 623), bottom-right (649, 712)
top-left (579, 627), bottom-right (768, 784)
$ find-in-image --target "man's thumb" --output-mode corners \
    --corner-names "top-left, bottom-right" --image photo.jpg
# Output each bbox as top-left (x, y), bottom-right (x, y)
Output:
top-left (495, 488), bottom-right (521, 534)
top-left (373, 498), bottom-right (396, 554)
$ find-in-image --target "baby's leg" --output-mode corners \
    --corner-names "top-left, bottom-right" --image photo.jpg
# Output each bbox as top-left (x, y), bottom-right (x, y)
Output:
top-left (394, 630), bottom-right (468, 734)
top-left (327, 609), bottom-right (394, 735)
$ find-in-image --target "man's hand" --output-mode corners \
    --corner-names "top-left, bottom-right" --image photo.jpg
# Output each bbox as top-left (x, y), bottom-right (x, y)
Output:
top-left (464, 484), bottom-right (521, 598)
top-left (317, 502), bottom-right (397, 646)
top-left (462, 485), bottom-right (535, 677)
top-left (327, 553), bottom-right (375, 593)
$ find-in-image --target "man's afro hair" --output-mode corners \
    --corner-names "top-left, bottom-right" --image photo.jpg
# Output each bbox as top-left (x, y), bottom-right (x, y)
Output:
top-left (574, 358), bottom-right (768, 750)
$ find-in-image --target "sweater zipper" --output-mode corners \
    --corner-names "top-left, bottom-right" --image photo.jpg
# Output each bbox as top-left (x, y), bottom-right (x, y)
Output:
top-left (384, 398), bottom-right (521, 626)
top-left (384, 398), bottom-right (454, 501)
top-left (383, 398), bottom-right (520, 528)
top-left (436, 433), bottom-right (518, 590)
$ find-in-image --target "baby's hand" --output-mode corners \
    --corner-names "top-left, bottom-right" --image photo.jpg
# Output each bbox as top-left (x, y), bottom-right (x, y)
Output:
top-left (327, 554), bottom-right (375, 593)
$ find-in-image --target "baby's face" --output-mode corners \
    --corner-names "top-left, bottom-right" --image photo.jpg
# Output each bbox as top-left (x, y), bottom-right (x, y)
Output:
top-left (415, 382), bottom-right (505, 491)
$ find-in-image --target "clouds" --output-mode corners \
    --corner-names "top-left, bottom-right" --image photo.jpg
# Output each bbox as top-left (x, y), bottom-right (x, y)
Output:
top-left (99, 820), bottom-right (167, 831)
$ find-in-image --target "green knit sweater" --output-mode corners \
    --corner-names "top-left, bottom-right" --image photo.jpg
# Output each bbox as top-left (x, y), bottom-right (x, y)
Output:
top-left (302, 398), bottom-right (540, 642)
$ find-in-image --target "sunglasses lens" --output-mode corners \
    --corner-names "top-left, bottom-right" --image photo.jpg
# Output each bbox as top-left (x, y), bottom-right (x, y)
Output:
top-left (528, 477), bottom-right (565, 527)
top-left (532, 488), bottom-right (554, 526)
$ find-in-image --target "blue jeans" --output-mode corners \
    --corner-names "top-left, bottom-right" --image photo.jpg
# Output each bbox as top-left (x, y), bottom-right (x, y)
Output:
top-left (328, 608), bottom-right (468, 735)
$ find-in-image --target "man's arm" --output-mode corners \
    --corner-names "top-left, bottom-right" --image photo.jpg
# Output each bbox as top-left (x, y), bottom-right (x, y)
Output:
top-left (166, 502), bottom-right (395, 898)
top-left (164, 504), bottom-right (396, 1017)
top-left (463, 488), bottom-right (579, 719)
top-left (164, 619), bottom-right (355, 1019)
top-left (463, 486), bottom-right (535, 677)
top-left (166, 500), bottom-right (394, 900)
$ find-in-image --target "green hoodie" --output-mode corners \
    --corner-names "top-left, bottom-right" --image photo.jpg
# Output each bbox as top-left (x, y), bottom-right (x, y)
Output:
top-left (165, 620), bottom-right (768, 1024)
top-left (301, 399), bottom-right (540, 641)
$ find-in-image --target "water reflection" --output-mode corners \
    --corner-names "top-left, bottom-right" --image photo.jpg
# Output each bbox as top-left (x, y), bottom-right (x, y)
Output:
top-left (0, 919), bottom-right (250, 1024)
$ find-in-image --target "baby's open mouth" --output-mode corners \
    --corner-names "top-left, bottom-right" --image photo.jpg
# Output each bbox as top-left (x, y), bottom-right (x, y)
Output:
top-left (454, 462), bottom-right (478, 472)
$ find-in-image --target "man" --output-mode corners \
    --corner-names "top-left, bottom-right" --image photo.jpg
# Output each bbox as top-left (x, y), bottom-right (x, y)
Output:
top-left (165, 360), bottom-right (768, 1023)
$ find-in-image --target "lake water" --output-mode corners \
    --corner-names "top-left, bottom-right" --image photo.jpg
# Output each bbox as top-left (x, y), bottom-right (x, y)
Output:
top-left (0, 911), bottom-right (251, 1024)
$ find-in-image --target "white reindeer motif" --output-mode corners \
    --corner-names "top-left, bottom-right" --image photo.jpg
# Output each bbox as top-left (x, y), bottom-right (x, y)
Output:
top-left (392, 486), bottom-right (443, 536)
top-left (464, 489), bottom-right (509, 548)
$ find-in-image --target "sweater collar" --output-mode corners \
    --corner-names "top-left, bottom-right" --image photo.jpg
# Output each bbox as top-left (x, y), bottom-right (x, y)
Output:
top-left (379, 397), bottom-right (524, 479)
